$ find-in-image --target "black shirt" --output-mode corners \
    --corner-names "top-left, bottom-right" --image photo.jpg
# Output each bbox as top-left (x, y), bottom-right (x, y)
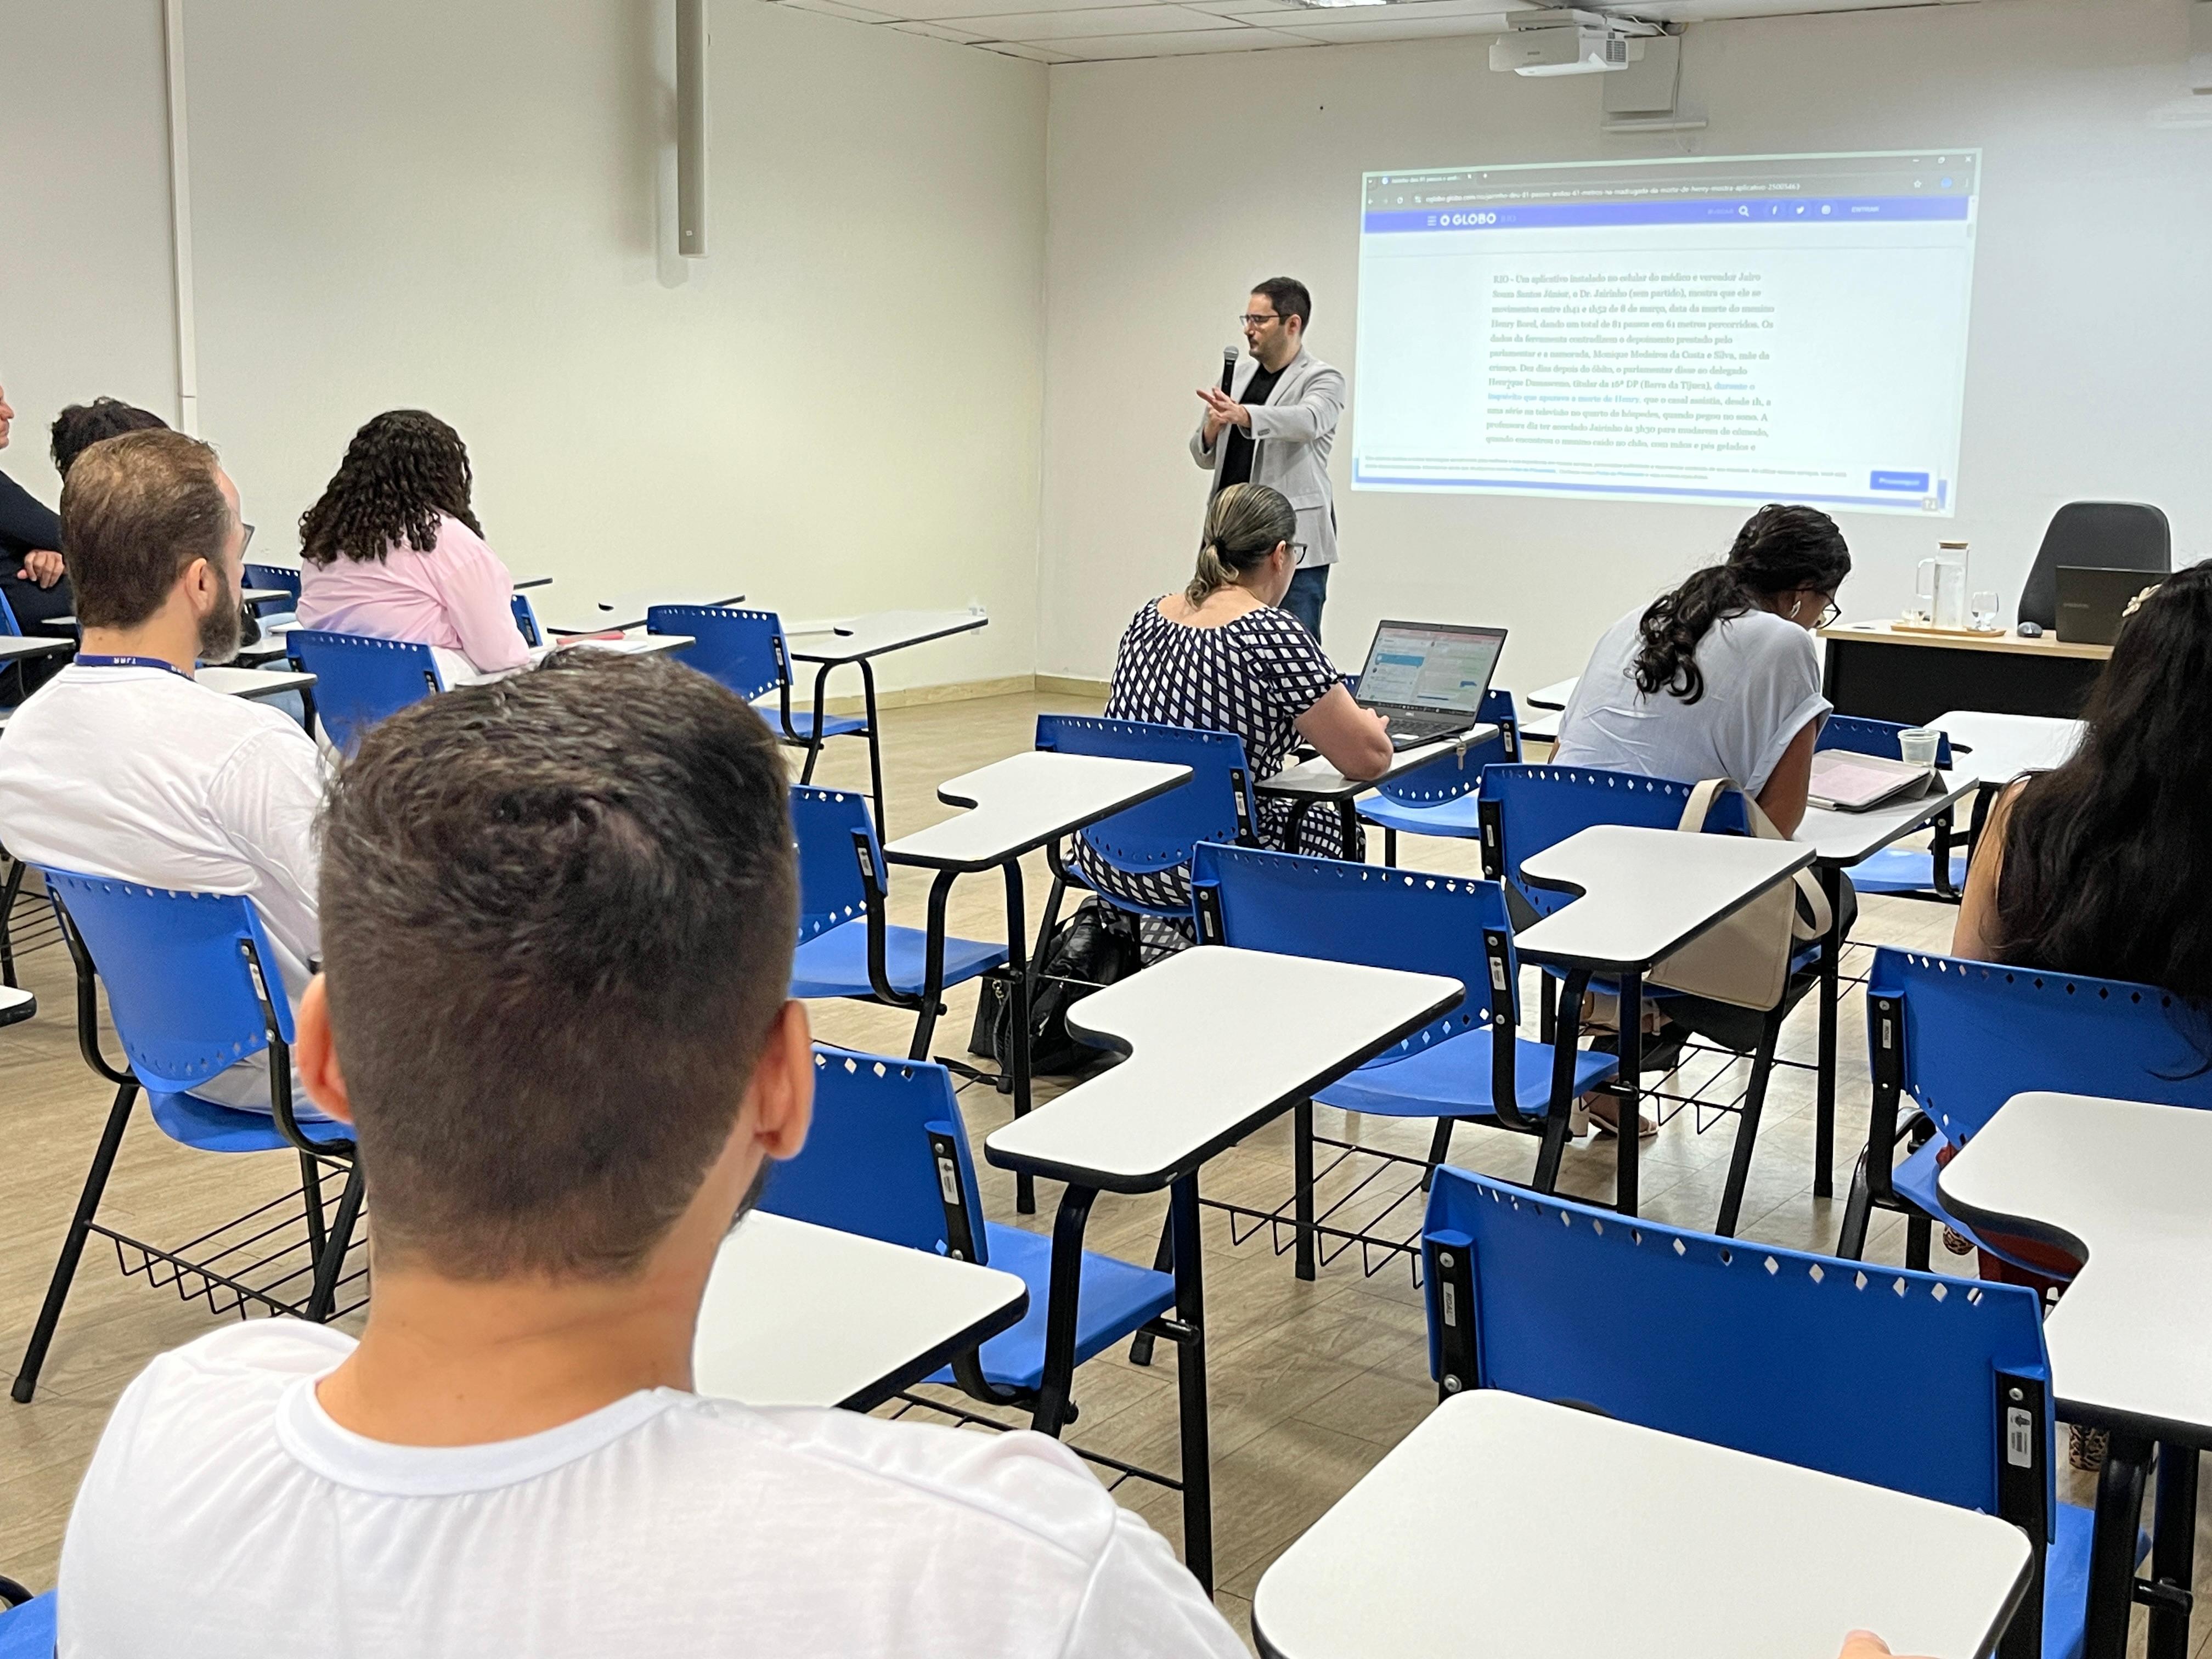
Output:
top-left (0, 469), bottom-right (78, 635)
top-left (1217, 362), bottom-right (1285, 491)
top-left (0, 470), bottom-right (61, 567)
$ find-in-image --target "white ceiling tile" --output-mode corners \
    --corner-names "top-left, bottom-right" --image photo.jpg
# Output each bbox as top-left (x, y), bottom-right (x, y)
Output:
top-left (1618, 0), bottom-right (1991, 16)
top-left (1043, 22), bottom-right (1319, 54)
top-left (775, 0), bottom-right (2012, 61)
top-left (891, 17), bottom-right (992, 38)
top-left (887, 0), bottom-right (1153, 19)
top-left (775, 0), bottom-right (902, 22)
top-left (969, 3), bottom-right (1255, 38)
top-left (1272, 12), bottom-right (1515, 38)
top-left (1278, 0), bottom-right (1525, 22)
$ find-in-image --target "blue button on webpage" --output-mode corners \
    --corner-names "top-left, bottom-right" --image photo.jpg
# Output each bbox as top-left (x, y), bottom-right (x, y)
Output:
top-left (1870, 470), bottom-right (1931, 492)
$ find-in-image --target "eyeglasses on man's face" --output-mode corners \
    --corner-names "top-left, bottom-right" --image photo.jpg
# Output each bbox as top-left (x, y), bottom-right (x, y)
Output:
top-left (1240, 312), bottom-right (1281, 328)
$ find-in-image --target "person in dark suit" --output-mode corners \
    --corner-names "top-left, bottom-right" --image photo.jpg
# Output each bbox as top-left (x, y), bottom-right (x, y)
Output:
top-left (0, 380), bottom-right (75, 634)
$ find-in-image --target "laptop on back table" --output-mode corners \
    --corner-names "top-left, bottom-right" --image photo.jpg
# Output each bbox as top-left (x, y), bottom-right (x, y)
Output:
top-left (1352, 621), bottom-right (1508, 750)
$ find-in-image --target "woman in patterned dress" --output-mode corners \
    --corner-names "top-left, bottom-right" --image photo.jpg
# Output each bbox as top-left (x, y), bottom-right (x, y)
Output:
top-left (1076, 482), bottom-right (1393, 918)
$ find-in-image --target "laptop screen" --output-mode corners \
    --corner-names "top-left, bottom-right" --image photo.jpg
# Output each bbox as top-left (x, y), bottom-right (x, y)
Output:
top-left (1356, 622), bottom-right (1507, 715)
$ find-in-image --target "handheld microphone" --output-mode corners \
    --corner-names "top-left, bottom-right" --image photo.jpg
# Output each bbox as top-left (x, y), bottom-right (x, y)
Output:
top-left (1220, 345), bottom-right (1239, 394)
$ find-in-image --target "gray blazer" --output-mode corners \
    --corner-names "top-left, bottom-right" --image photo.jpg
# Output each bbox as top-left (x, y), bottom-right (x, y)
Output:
top-left (1190, 347), bottom-right (1346, 569)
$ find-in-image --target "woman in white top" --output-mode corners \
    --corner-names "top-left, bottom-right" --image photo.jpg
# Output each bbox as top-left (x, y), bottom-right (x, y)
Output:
top-left (1553, 504), bottom-right (1853, 1127)
top-left (1554, 503), bottom-right (1850, 836)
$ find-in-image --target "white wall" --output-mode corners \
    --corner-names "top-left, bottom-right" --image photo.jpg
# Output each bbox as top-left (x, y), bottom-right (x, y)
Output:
top-left (1037, 0), bottom-right (2212, 690)
top-left (2, 0), bottom-right (1047, 691)
top-left (0, 0), bottom-right (180, 500)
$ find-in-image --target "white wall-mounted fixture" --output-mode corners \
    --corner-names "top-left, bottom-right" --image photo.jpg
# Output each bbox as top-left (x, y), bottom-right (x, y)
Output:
top-left (1492, 8), bottom-right (1665, 77)
top-left (1602, 33), bottom-right (1706, 132)
top-left (676, 0), bottom-right (709, 257)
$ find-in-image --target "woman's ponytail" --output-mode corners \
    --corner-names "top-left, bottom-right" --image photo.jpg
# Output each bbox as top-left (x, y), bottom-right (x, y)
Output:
top-left (1187, 483), bottom-right (1298, 606)
top-left (1631, 503), bottom-right (1852, 703)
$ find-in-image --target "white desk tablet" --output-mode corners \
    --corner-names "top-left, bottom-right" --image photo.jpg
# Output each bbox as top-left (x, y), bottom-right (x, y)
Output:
top-left (195, 666), bottom-right (318, 702)
top-left (1527, 677), bottom-right (1579, 710)
top-left (540, 589), bottom-right (744, 635)
top-left (1938, 1092), bottom-right (2212, 1446)
top-left (691, 1212), bottom-right (1026, 1412)
top-left (1933, 711), bottom-right (2084, 785)
top-left (1794, 769), bottom-right (1983, 867)
top-left (984, 946), bottom-right (1463, 1190)
top-left (528, 633), bottom-right (695, 663)
top-left (783, 608), bottom-right (987, 664)
top-left (0, 636), bottom-right (74, 663)
top-left (1258, 728), bottom-right (1497, 801)
top-left (883, 752), bottom-right (1190, 873)
top-left (1251, 1390), bottom-right (2033, 1659)
top-left (1515, 825), bottom-right (1815, 972)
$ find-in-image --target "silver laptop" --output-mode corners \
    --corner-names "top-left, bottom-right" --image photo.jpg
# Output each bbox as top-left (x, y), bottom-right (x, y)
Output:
top-left (1352, 621), bottom-right (1508, 749)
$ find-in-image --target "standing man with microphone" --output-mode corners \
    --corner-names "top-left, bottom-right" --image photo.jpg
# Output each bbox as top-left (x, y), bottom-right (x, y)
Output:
top-left (1193, 277), bottom-right (1345, 642)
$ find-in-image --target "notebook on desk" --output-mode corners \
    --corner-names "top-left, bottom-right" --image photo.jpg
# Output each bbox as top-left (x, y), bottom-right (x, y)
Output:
top-left (1352, 621), bottom-right (1507, 750)
top-left (1808, 751), bottom-right (1939, 814)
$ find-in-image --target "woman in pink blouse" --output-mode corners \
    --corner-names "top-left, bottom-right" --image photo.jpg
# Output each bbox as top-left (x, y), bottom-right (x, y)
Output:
top-left (295, 411), bottom-right (531, 683)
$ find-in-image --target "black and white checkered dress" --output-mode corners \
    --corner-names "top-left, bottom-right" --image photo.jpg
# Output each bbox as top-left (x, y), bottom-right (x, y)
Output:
top-left (1076, 599), bottom-right (1361, 916)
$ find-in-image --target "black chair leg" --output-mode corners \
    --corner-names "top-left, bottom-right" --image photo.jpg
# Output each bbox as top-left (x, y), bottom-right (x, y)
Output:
top-left (1383, 826), bottom-right (1398, 868)
top-left (0, 857), bottom-right (26, 989)
top-left (1905, 1213), bottom-right (1933, 1272)
top-left (1715, 1017), bottom-right (1781, 1238)
top-left (1836, 1150), bottom-right (1876, 1261)
top-left (300, 1152), bottom-right (328, 1267)
top-left (1423, 1119), bottom-right (1454, 1189)
top-left (1293, 1098), bottom-right (1316, 1282)
top-left (304, 1164), bottom-right (365, 1324)
top-left (1127, 1206), bottom-right (1176, 1367)
top-left (14, 1082), bottom-right (137, 1403)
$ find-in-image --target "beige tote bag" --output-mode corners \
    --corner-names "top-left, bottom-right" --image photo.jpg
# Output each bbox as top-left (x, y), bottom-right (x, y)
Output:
top-left (1646, 778), bottom-right (1832, 1012)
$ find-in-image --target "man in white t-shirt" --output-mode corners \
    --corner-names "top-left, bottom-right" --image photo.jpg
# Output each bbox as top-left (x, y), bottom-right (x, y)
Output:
top-left (57, 653), bottom-right (1245, 1658)
top-left (0, 428), bottom-right (324, 1113)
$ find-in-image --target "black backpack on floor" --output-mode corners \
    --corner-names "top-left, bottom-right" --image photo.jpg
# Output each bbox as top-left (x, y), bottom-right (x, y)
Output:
top-left (968, 899), bottom-right (1143, 1077)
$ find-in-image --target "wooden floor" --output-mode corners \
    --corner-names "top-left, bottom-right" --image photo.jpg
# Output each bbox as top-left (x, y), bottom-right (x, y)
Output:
top-left (0, 686), bottom-right (2199, 1654)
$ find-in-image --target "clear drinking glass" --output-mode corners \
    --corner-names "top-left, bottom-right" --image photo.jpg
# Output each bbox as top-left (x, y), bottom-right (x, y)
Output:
top-left (1970, 589), bottom-right (2001, 632)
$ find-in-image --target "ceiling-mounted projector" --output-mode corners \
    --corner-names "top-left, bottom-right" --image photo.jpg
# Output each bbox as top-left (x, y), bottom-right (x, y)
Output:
top-left (1491, 9), bottom-right (1664, 76)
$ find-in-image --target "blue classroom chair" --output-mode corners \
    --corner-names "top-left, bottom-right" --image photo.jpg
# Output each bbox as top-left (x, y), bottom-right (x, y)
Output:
top-left (11, 872), bottom-right (362, 1403)
top-left (1424, 1167), bottom-right (2114, 1659)
top-left (1034, 714), bottom-right (1260, 939)
top-left (0, 1578), bottom-right (54, 1659)
top-left (789, 785), bottom-right (1008, 1062)
top-left (1839, 948), bottom-right (2212, 1267)
top-left (1189, 842), bottom-right (1619, 1240)
top-left (1818, 714), bottom-right (1966, 899)
top-left (648, 605), bottom-right (879, 827)
top-left (761, 1047), bottom-right (1177, 1407)
top-left (284, 629), bottom-right (445, 755)
top-left (1357, 688), bottom-right (1521, 866)
top-left (242, 562), bottom-right (302, 608)
top-left (1476, 764), bottom-right (1818, 1232)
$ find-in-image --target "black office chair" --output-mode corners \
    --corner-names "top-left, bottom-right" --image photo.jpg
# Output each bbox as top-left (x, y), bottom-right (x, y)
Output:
top-left (2017, 501), bottom-right (2170, 629)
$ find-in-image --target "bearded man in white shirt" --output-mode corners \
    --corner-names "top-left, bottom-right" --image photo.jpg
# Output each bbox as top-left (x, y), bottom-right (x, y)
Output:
top-left (0, 428), bottom-right (324, 1113)
top-left (54, 653), bottom-right (1245, 1658)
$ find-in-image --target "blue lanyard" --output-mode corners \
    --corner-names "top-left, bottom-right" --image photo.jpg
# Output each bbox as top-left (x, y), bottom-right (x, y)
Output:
top-left (74, 654), bottom-right (190, 679)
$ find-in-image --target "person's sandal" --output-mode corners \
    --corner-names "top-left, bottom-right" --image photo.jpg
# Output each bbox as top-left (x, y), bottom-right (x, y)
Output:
top-left (2069, 1423), bottom-right (2109, 1472)
top-left (1584, 1090), bottom-right (1658, 1139)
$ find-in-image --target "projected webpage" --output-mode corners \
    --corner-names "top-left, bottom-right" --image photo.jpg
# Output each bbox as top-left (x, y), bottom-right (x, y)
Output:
top-left (1352, 151), bottom-right (1979, 515)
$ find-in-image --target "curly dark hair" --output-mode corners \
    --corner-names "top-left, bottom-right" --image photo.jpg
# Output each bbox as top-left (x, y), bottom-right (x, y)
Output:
top-left (51, 396), bottom-right (169, 478)
top-left (1632, 504), bottom-right (1851, 704)
top-left (298, 410), bottom-right (483, 567)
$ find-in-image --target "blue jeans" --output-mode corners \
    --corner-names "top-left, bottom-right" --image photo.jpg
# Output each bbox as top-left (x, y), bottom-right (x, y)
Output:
top-left (1283, 565), bottom-right (1329, 642)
